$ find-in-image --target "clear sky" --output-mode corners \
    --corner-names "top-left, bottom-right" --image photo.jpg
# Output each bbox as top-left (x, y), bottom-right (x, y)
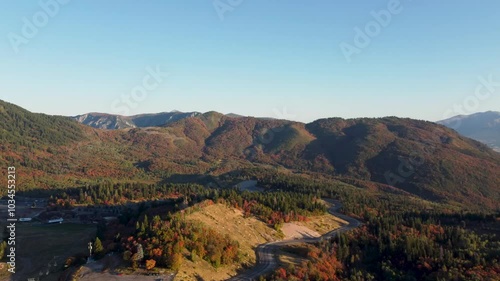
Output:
top-left (0, 0), bottom-right (499, 123)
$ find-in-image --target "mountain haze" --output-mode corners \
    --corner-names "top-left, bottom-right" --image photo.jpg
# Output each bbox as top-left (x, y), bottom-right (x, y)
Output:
top-left (438, 111), bottom-right (500, 151)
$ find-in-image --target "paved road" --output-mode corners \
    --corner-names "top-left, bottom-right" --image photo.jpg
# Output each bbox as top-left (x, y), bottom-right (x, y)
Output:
top-left (227, 199), bottom-right (361, 281)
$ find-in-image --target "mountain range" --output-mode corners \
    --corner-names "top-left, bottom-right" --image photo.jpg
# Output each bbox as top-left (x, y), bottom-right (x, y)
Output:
top-left (74, 110), bottom-right (500, 152)
top-left (73, 111), bottom-right (201, 129)
top-left (438, 111), bottom-right (500, 152)
top-left (1, 99), bottom-right (499, 209)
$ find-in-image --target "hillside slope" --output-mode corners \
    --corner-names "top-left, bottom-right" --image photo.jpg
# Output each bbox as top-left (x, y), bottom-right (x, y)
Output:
top-left (1, 100), bottom-right (499, 208)
top-left (304, 117), bottom-right (500, 206)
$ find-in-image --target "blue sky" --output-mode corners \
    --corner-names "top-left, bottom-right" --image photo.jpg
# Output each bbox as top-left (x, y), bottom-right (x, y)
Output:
top-left (0, 0), bottom-right (499, 122)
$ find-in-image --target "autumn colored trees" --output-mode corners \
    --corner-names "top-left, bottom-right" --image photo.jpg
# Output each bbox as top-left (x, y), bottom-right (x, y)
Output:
top-left (271, 244), bottom-right (344, 281)
top-left (261, 174), bottom-right (500, 281)
top-left (119, 214), bottom-right (240, 271)
top-left (40, 169), bottom-right (500, 279)
top-left (93, 237), bottom-right (104, 258)
top-left (145, 259), bottom-right (156, 270)
top-left (0, 241), bottom-right (6, 260)
top-left (51, 181), bottom-right (327, 229)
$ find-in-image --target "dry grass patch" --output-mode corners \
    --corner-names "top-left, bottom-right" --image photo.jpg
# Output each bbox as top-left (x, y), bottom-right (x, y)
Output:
top-left (281, 223), bottom-right (321, 240)
top-left (297, 214), bottom-right (347, 235)
top-left (277, 243), bottom-right (313, 268)
top-left (0, 263), bottom-right (11, 281)
top-left (180, 203), bottom-right (281, 281)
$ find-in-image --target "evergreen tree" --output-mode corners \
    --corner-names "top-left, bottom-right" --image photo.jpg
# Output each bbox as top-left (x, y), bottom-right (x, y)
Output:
top-left (94, 237), bottom-right (104, 257)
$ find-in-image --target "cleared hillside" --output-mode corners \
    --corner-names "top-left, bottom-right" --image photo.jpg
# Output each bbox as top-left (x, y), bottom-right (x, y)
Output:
top-left (181, 203), bottom-right (281, 281)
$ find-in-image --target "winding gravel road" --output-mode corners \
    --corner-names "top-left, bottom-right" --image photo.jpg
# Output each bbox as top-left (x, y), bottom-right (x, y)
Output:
top-left (228, 199), bottom-right (361, 281)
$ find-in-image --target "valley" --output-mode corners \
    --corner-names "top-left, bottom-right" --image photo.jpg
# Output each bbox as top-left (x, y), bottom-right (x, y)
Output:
top-left (0, 100), bottom-right (499, 281)
top-left (2, 1), bottom-right (500, 280)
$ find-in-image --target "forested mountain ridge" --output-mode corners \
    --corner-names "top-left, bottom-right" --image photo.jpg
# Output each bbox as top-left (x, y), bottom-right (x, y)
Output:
top-left (303, 117), bottom-right (500, 206)
top-left (1, 100), bottom-right (499, 209)
top-left (0, 100), bottom-right (85, 147)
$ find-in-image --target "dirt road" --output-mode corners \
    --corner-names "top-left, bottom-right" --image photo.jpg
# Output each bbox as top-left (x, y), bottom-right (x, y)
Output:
top-left (227, 199), bottom-right (361, 281)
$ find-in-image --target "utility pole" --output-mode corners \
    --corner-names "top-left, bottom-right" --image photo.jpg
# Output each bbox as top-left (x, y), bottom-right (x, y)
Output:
top-left (88, 241), bottom-right (93, 262)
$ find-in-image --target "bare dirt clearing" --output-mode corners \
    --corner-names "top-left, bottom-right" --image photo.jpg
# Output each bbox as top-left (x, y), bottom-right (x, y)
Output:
top-left (281, 200), bottom-right (347, 240)
top-left (281, 223), bottom-right (321, 240)
top-left (297, 213), bottom-right (347, 235)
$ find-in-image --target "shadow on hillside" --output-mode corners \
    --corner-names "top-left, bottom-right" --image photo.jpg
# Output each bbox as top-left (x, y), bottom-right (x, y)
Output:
top-left (194, 274), bottom-right (205, 281)
top-left (11, 174), bottom-right (282, 281)
top-left (160, 173), bottom-right (220, 186)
